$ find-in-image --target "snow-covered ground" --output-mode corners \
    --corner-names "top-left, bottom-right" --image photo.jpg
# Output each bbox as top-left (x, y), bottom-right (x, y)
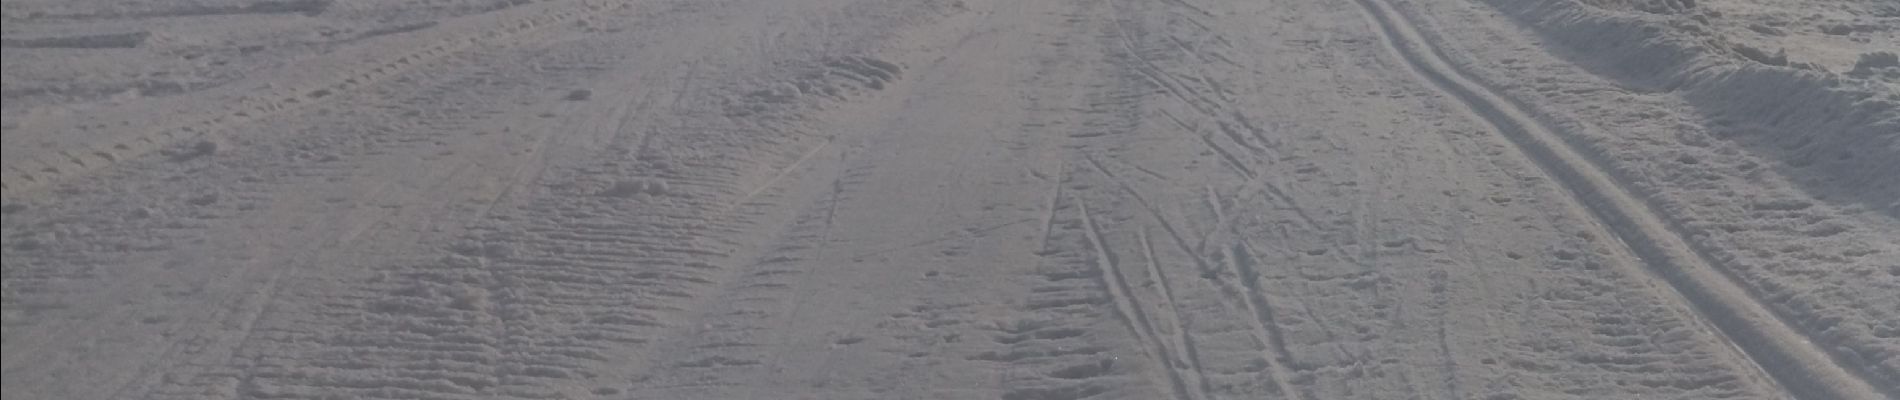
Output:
top-left (4, 0), bottom-right (1894, 399)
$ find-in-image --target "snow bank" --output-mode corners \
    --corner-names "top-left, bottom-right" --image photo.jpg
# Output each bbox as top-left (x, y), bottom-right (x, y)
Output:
top-left (1495, 0), bottom-right (1899, 215)
top-left (1472, 0), bottom-right (1900, 390)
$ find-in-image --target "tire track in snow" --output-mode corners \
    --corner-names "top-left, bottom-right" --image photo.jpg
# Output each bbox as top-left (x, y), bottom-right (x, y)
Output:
top-left (1347, 0), bottom-right (1886, 398)
top-left (0, 31), bottom-right (628, 398)
top-left (131, 18), bottom-right (913, 397)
